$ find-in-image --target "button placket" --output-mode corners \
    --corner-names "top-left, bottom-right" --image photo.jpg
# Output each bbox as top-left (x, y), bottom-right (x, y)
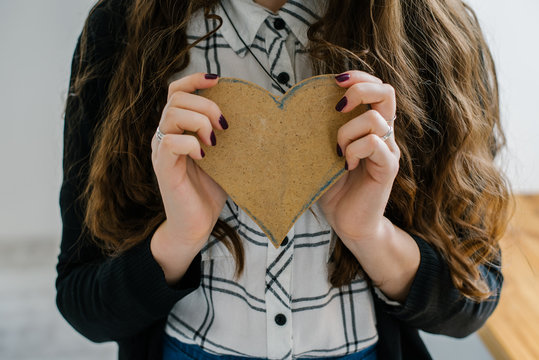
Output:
top-left (265, 230), bottom-right (294, 360)
top-left (264, 16), bottom-right (294, 95)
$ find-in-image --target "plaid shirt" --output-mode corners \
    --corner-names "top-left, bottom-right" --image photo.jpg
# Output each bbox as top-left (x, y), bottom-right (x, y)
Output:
top-left (165, 0), bottom-right (396, 358)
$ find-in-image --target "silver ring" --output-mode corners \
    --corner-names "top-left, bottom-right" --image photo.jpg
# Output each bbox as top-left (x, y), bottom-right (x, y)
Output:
top-left (155, 127), bottom-right (165, 142)
top-left (381, 125), bottom-right (394, 141)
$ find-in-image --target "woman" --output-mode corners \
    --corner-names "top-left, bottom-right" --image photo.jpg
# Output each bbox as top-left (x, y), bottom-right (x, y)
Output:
top-left (56, 0), bottom-right (513, 359)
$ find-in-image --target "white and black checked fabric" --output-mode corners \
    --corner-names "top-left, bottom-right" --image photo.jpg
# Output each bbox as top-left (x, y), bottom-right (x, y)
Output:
top-left (165, 1), bottom-right (397, 358)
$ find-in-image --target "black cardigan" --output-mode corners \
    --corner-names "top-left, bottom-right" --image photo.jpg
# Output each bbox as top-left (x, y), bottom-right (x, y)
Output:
top-left (56, 1), bottom-right (503, 359)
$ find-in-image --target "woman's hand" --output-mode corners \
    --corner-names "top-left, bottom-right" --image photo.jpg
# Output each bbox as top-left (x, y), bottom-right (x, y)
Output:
top-left (150, 72), bottom-right (229, 284)
top-left (318, 71), bottom-right (420, 302)
top-left (318, 70), bottom-right (399, 246)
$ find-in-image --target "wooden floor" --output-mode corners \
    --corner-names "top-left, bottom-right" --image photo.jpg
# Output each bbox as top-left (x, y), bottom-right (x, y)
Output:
top-left (479, 195), bottom-right (539, 359)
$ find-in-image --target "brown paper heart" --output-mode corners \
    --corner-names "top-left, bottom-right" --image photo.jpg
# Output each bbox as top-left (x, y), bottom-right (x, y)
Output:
top-left (194, 75), bottom-right (367, 248)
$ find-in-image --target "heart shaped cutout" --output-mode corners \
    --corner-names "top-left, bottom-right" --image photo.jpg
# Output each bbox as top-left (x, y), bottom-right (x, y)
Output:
top-left (195, 75), bottom-right (367, 247)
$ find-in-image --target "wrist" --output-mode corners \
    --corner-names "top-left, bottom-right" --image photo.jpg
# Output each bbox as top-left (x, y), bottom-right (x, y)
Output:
top-left (150, 220), bottom-right (207, 285)
top-left (338, 216), bottom-right (388, 253)
top-left (344, 217), bottom-right (420, 303)
top-left (157, 220), bottom-right (210, 249)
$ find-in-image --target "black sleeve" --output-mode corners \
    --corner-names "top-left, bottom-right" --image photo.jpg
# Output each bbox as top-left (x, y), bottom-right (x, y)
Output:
top-left (55, 1), bottom-right (201, 343)
top-left (374, 234), bottom-right (503, 338)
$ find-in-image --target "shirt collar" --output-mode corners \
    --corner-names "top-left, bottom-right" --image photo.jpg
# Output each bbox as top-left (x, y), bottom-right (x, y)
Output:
top-left (216, 0), bottom-right (324, 57)
top-left (279, 0), bottom-right (324, 48)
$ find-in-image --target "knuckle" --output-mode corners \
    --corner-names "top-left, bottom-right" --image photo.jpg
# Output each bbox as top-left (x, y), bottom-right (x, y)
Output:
top-left (365, 109), bottom-right (379, 121)
top-left (193, 112), bottom-right (210, 132)
top-left (344, 144), bottom-right (353, 159)
top-left (168, 81), bottom-right (177, 96)
top-left (163, 111), bottom-right (181, 130)
top-left (208, 101), bottom-right (221, 118)
top-left (389, 159), bottom-right (400, 174)
top-left (384, 83), bottom-right (396, 97)
top-left (366, 110), bottom-right (387, 128)
top-left (392, 140), bottom-right (401, 152)
top-left (336, 126), bottom-right (347, 143)
top-left (350, 82), bottom-right (363, 94)
top-left (376, 115), bottom-right (389, 129)
top-left (201, 113), bottom-right (213, 131)
top-left (372, 75), bottom-right (383, 84)
top-left (162, 107), bottom-right (175, 121)
top-left (185, 134), bottom-right (199, 149)
top-left (344, 142), bottom-right (358, 159)
top-left (161, 134), bottom-right (174, 148)
top-left (367, 133), bottom-right (379, 147)
top-left (169, 91), bottom-right (183, 105)
top-left (151, 152), bottom-right (160, 168)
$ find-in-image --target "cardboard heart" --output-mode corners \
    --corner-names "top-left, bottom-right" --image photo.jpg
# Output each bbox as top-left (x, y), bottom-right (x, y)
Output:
top-left (195, 75), bottom-right (367, 248)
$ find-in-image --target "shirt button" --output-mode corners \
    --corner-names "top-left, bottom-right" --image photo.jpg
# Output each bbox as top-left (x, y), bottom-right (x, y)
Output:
top-left (281, 236), bottom-right (289, 246)
top-left (273, 18), bottom-right (286, 30)
top-left (275, 313), bottom-right (287, 326)
top-left (277, 72), bottom-right (290, 84)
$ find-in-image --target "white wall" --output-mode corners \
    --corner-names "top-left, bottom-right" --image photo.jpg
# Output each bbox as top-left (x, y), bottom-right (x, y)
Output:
top-left (465, 0), bottom-right (539, 194)
top-left (0, 0), bottom-right (96, 239)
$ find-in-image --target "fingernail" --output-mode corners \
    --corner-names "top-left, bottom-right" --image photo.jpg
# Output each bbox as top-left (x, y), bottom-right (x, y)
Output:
top-left (205, 73), bottom-right (219, 80)
top-left (335, 96), bottom-right (347, 112)
top-left (344, 160), bottom-right (349, 171)
top-left (201, 149), bottom-right (205, 158)
top-left (336, 144), bottom-right (343, 157)
top-left (335, 73), bottom-right (350, 82)
top-left (219, 115), bottom-right (229, 130)
top-left (210, 131), bottom-right (216, 146)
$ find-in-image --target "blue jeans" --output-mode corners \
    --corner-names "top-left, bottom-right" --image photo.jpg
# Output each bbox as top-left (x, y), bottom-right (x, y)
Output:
top-left (162, 334), bottom-right (377, 360)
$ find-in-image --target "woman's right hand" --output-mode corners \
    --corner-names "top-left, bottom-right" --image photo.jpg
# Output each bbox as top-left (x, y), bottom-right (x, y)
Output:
top-left (150, 72), bottom-right (229, 284)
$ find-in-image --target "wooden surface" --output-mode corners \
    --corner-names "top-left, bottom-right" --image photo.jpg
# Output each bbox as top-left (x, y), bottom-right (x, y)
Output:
top-left (478, 194), bottom-right (539, 360)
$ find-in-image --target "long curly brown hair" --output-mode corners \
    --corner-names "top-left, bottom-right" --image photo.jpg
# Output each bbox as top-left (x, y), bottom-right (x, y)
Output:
top-left (70, 0), bottom-right (513, 301)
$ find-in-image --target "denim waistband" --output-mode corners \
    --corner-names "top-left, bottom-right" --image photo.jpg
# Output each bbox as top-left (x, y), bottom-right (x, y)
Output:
top-left (162, 334), bottom-right (377, 360)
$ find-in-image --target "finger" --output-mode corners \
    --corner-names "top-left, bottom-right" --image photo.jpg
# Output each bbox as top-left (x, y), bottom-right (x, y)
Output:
top-left (344, 133), bottom-right (399, 176)
top-left (167, 91), bottom-right (226, 131)
top-left (154, 134), bottom-right (205, 174)
top-left (168, 72), bottom-right (219, 101)
top-left (337, 109), bottom-right (391, 156)
top-left (334, 70), bottom-right (383, 85)
top-left (335, 82), bottom-right (396, 121)
top-left (159, 107), bottom-right (216, 147)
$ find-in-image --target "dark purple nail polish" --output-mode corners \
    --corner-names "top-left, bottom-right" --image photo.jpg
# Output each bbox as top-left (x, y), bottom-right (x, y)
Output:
top-left (219, 115), bottom-right (229, 130)
top-left (345, 160), bottom-right (349, 171)
top-left (205, 73), bottom-right (219, 80)
top-left (210, 131), bottom-right (216, 146)
top-left (335, 96), bottom-right (347, 112)
top-left (201, 149), bottom-right (205, 158)
top-left (337, 144), bottom-right (343, 157)
top-left (335, 73), bottom-right (350, 82)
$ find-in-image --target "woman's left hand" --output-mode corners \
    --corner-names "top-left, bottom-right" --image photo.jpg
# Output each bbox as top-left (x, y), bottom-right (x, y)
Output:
top-left (318, 70), bottom-right (400, 247)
